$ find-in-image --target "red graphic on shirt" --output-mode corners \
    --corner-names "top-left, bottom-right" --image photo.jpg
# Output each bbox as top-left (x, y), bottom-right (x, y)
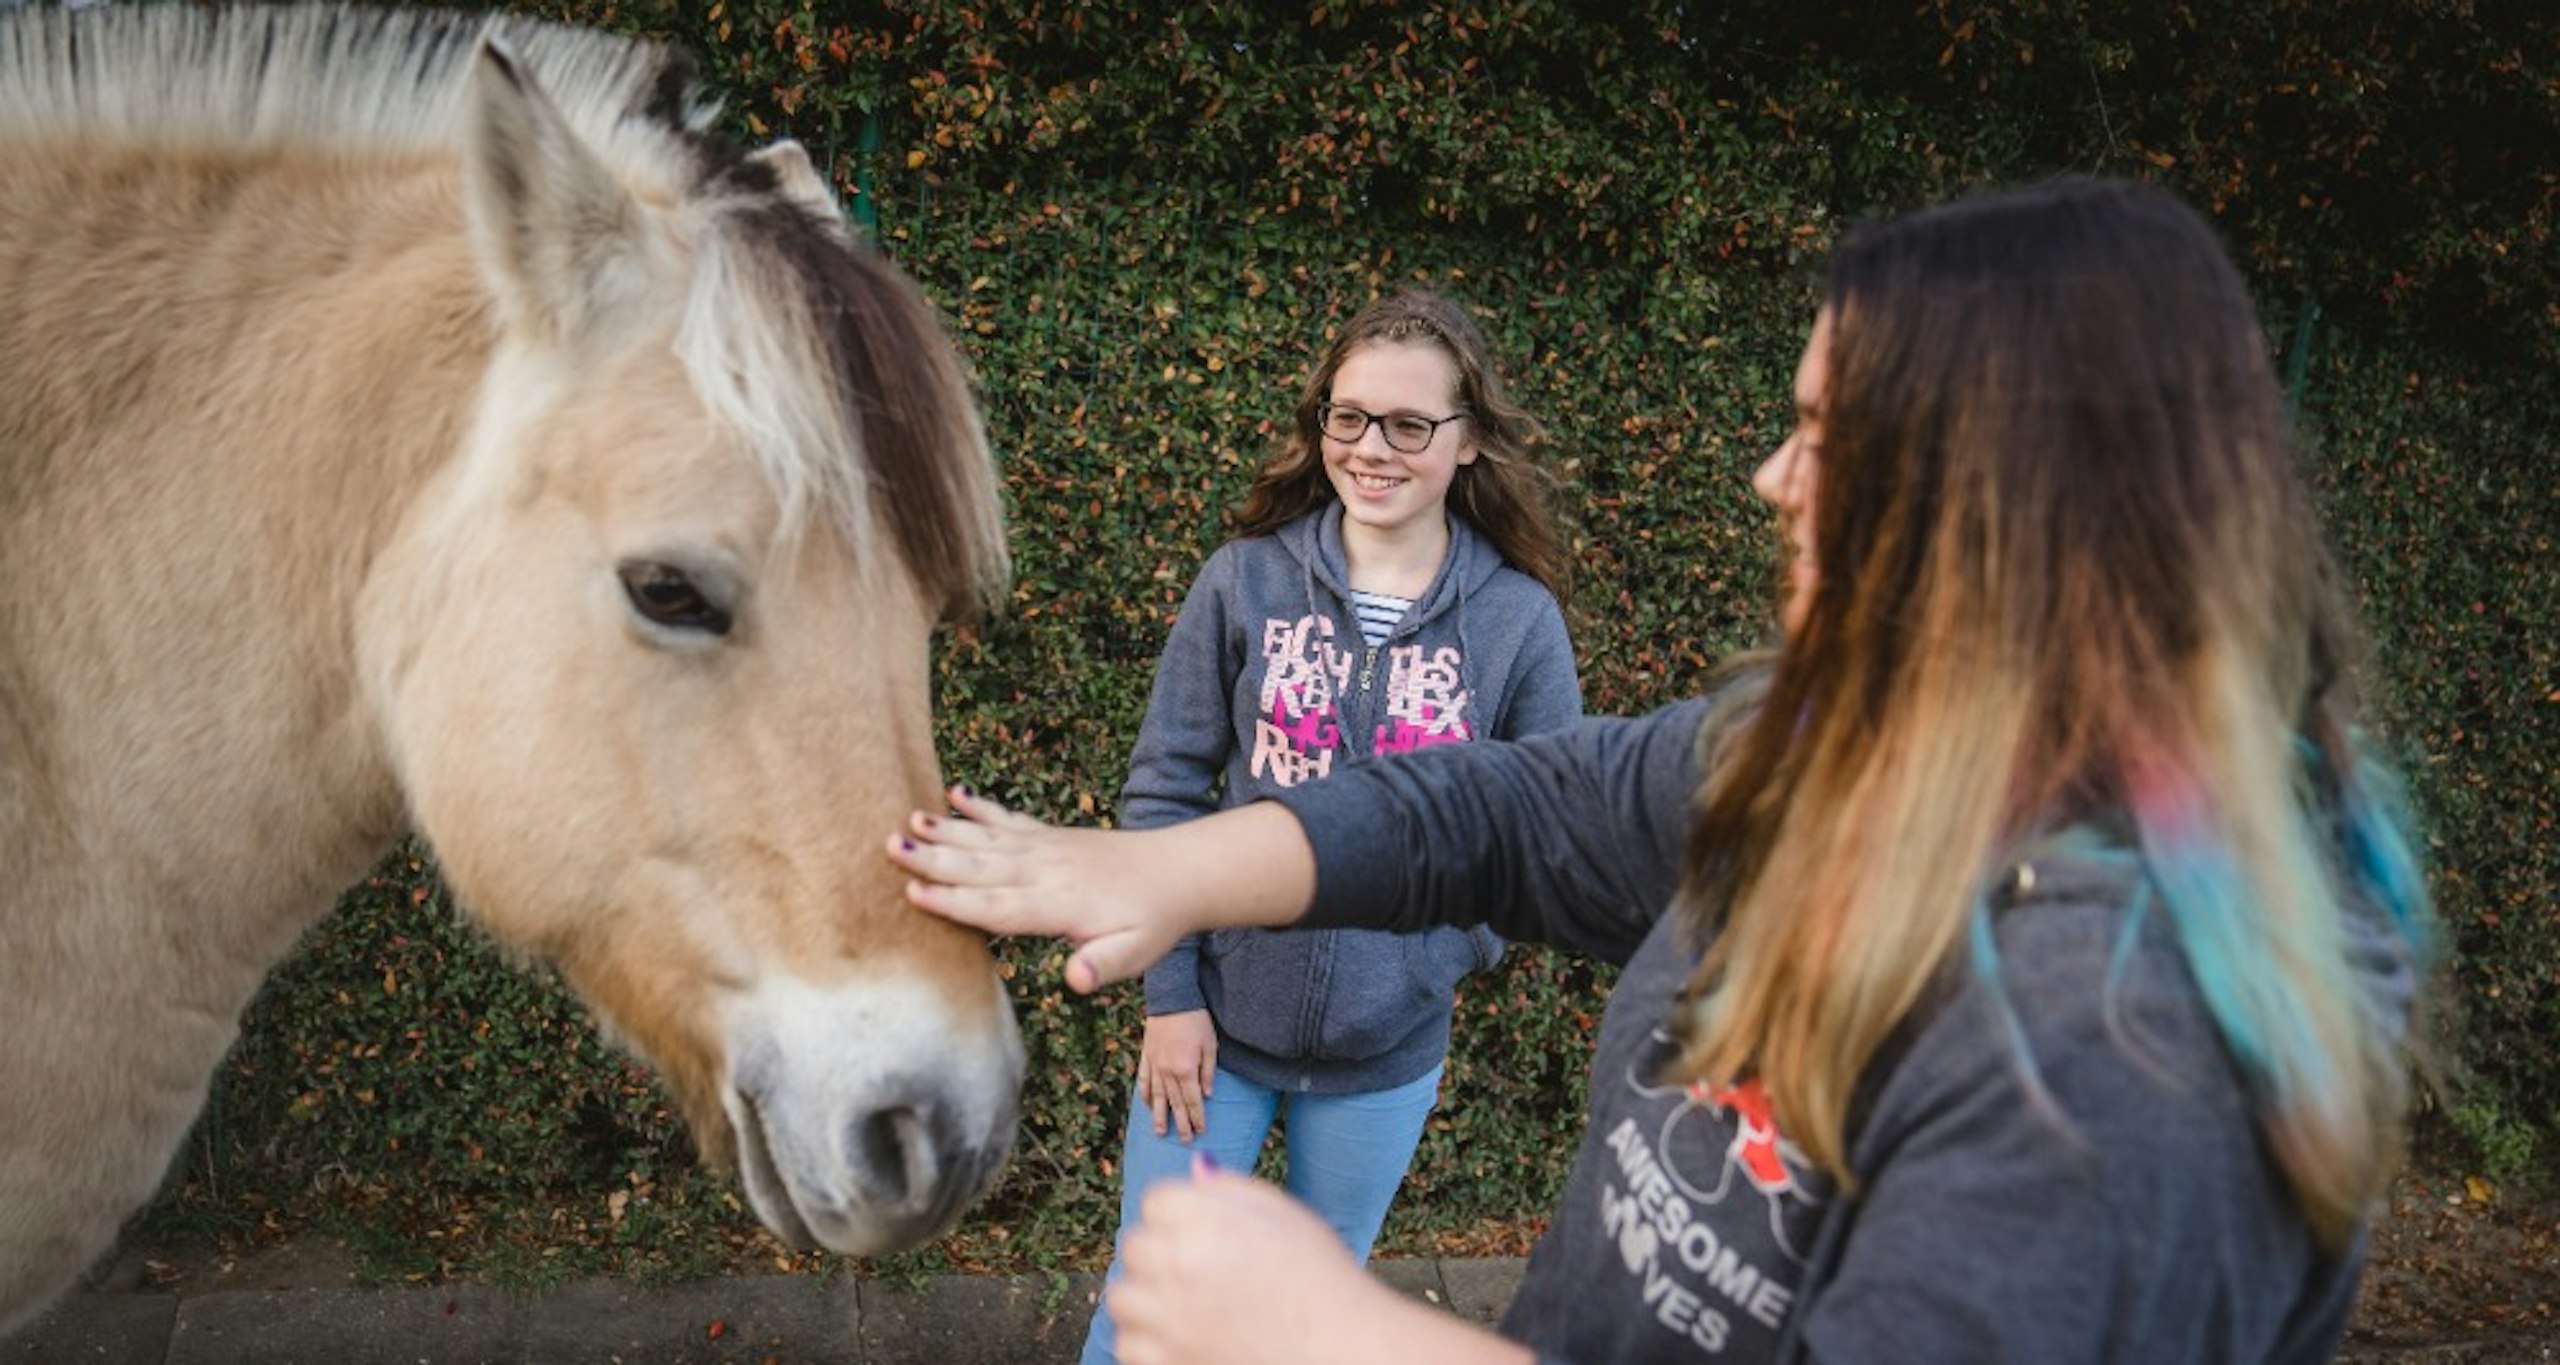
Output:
top-left (1692, 1078), bottom-right (1796, 1196)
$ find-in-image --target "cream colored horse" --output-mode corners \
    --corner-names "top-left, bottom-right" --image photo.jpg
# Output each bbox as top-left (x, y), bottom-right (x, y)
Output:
top-left (0, 6), bottom-right (1022, 1330)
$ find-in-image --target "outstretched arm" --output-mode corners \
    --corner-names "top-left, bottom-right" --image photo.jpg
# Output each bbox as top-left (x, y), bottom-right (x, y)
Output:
top-left (888, 790), bottom-right (1313, 994)
top-left (894, 696), bottom-right (1715, 981)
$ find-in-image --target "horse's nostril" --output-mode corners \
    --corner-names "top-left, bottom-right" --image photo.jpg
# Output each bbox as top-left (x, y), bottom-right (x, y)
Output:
top-left (858, 1106), bottom-right (931, 1209)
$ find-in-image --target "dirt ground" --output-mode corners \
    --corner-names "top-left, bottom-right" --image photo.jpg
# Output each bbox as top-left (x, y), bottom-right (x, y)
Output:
top-left (2348, 1156), bottom-right (2560, 1359)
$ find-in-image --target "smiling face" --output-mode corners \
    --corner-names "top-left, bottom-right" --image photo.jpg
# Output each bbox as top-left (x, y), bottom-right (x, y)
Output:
top-left (1753, 309), bottom-right (1832, 639)
top-left (1321, 339), bottom-right (1479, 549)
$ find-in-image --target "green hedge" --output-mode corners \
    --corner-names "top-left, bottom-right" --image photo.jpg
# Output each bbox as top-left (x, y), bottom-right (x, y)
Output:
top-left (157, 1), bottom-right (2554, 1275)
top-left (2292, 332), bottom-right (2557, 1167)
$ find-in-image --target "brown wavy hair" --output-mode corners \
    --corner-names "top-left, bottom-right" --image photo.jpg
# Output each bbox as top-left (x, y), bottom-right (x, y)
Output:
top-left (1232, 288), bottom-right (1568, 601)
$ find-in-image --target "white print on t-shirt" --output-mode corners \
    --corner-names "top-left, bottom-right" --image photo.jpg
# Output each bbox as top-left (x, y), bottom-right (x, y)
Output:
top-left (1375, 643), bottom-right (1472, 753)
top-left (1252, 614), bottom-right (1351, 786)
top-left (1595, 1030), bottom-right (1817, 1355)
top-left (1252, 616), bottom-right (1477, 779)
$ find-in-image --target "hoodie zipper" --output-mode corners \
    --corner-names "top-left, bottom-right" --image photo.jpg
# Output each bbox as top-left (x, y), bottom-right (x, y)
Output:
top-left (1304, 607), bottom-right (1374, 1070)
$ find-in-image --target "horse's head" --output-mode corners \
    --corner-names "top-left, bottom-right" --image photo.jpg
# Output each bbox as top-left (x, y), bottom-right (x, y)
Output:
top-left (356, 38), bottom-right (1019, 1255)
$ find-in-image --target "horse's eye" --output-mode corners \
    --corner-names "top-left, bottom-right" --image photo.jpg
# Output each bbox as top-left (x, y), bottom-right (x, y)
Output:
top-left (618, 561), bottom-right (732, 636)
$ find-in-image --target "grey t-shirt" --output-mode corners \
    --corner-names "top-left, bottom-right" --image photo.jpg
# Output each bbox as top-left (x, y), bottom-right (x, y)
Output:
top-left (1274, 697), bottom-right (2415, 1364)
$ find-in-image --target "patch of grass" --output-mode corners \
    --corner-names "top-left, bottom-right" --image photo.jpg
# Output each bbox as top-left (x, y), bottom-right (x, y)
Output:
top-left (2447, 1101), bottom-right (2547, 1192)
top-left (128, 1200), bottom-right (259, 1245)
top-left (313, 1204), bottom-right (447, 1289)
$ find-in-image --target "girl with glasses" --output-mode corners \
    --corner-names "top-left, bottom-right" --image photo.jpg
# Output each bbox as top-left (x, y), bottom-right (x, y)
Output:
top-left (1056, 288), bottom-right (1582, 1364)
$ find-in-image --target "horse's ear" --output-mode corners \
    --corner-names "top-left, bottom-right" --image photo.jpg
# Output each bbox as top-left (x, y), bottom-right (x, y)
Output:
top-left (745, 140), bottom-right (855, 245)
top-left (460, 37), bottom-right (658, 346)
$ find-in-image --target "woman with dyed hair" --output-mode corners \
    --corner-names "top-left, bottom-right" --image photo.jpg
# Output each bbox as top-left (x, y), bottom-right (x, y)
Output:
top-left (890, 177), bottom-right (2433, 1363)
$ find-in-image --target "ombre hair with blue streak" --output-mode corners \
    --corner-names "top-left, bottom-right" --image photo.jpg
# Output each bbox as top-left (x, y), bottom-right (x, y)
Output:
top-left (1672, 177), bottom-right (2434, 1249)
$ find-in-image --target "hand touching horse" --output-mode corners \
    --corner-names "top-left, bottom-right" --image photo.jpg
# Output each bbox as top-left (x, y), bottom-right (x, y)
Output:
top-left (0, 6), bottom-right (1020, 1328)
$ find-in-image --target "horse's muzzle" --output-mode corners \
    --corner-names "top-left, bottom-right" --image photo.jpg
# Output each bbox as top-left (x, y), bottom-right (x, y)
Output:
top-left (721, 976), bottom-right (1024, 1255)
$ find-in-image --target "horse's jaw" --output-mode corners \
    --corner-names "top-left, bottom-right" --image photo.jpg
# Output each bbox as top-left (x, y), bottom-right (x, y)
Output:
top-left (718, 974), bottom-right (1023, 1256)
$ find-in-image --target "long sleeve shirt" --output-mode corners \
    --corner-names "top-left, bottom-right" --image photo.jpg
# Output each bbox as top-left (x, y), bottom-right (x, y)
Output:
top-left (1272, 697), bottom-right (2416, 1363)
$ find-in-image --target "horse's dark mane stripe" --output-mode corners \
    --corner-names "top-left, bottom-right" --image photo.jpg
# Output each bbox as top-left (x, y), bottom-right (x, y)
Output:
top-left (736, 200), bottom-right (1010, 618)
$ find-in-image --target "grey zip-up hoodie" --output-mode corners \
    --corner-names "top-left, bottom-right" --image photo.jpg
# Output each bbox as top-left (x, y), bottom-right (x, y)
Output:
top-left (1127, 502), bottom-right (1581, 1095)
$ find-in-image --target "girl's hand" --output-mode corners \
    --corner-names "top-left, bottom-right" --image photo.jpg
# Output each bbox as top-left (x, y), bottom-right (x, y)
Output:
top-left (1138, 1010), bottom-right (1218, 1141)
top-left (1111, 1160), bottom-right (1533, 1365)
top-left (885, 788), bottom-right (1314, 993)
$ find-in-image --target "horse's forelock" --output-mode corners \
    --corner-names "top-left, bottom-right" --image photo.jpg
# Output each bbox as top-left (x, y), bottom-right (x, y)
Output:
top-left (678, 197), bottom-right (1009, 621)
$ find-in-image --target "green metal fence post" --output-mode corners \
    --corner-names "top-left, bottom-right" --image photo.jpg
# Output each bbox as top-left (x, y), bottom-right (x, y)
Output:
top-left (2284, 295), bottom-right (2322, 423)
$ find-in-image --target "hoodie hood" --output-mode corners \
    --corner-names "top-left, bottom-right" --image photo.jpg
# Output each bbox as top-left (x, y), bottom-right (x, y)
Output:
top-left (1280, 501), bottom-right (1507, 633)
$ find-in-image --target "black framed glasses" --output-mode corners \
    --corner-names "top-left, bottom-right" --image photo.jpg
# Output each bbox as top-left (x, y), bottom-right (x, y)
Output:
top-left (1317, 401), bottom-right (1467, 454)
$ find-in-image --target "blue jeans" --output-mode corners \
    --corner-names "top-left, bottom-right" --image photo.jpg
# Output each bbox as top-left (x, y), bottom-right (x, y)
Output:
top-left (1078, 1062), bottom-right (1444, 1365)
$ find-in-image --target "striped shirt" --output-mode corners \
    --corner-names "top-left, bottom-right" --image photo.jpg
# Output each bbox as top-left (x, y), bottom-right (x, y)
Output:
top-left (1348, 588), bottom-right (1414, 646)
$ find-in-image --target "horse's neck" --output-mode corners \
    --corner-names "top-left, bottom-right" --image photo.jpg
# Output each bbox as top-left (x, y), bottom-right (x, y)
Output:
top-left (0, 142), bottom-right (502, 1325)
top-left (3, 140), bottom-right (474, 447)
top-left (1, 140), bottom-right (484, 981)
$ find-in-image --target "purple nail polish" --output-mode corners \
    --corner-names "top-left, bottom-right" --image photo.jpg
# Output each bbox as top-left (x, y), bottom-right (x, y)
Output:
top-left (898, 836), bottom-right (915, 852)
